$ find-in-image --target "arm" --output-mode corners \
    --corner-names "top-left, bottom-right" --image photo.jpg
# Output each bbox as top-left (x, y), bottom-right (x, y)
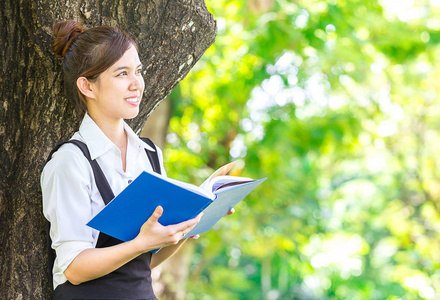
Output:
top-left (150, 239), bottom-right (187, 269)
top-left (64, 206), bottom-right (201, 285)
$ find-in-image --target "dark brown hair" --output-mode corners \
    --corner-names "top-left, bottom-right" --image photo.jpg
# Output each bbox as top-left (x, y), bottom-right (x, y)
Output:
top-left (52, 20), bottom-right (136, 113)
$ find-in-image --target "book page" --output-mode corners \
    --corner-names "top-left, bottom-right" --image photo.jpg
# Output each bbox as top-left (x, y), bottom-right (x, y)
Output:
top-left (163, 177), bottom-right (215, 199)
top-left (199, 161), bottom-right (239, 192)
top-left (209, 161), bottom-right (239, 179)
top-left (210, 175), bottom-right (254, 193)
top-left (213, 179), bottom-right (255, 193)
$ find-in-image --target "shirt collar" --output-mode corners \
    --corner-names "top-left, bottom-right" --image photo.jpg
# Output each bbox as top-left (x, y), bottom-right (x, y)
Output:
top-left (78, 113), bottom-right (154, 160)
top-left (124, 120), bottom-right (155, 153)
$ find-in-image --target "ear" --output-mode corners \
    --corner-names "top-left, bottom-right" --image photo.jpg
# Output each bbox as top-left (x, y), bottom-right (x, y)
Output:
top-left (77, 77), bottom-right (96, 100)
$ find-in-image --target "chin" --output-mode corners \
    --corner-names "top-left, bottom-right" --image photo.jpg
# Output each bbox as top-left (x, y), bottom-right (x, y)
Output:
top-left (123, 109), bottom-right (140, 120)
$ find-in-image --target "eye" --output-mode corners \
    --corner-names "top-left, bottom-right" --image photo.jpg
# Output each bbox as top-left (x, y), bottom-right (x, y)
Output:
top-left (136, 68), bottom-right (143, 74)
top-left (117, 71), bottom-right (128, 76)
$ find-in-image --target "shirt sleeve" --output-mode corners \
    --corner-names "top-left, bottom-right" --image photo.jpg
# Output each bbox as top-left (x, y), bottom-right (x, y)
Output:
top-left (41, 145), bottom-right (95, 273)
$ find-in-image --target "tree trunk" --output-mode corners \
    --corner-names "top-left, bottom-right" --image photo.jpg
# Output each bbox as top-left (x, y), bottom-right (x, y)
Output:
top-left (0, 1), bottom-right (216, 299)
top-left (140, 98), bottom-right (172, 149)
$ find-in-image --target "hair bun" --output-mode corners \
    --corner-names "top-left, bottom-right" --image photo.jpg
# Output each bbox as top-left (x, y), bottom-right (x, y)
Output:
top-left (52, 20), bottom-right (88, 57)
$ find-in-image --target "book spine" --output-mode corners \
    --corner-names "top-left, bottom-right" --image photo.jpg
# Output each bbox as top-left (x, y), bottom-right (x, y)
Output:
top-left (190, 200), bottom-right (212, 219)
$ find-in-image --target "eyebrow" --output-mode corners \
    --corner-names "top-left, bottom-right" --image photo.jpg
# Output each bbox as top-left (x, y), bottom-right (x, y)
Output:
top-left (113, 63), bottom-right (143, 73)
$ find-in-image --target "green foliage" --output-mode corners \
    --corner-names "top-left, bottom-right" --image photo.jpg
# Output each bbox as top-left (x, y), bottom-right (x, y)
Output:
top-left (164, 0), bottom-right (440, 298)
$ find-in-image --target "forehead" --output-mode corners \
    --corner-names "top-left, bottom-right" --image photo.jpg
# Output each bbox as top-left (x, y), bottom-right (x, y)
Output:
top-left (110, 45), bottom-right (141, 69)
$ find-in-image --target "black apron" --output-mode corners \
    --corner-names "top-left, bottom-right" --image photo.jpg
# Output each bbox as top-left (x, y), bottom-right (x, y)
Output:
top-left (47, 138), bottom-right (160, 300)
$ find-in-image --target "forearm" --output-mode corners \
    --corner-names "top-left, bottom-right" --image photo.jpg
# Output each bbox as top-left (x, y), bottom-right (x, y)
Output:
top-left (64, 239), bottom-right (143, 285)
top-left (150, 238), bottom-right (187, 269)
top-left (65, 207), bottom-right (202, 285)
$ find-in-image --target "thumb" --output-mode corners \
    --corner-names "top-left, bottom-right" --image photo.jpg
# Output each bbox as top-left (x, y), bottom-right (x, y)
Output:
top-left (148, 206), bottom-right (163, 223)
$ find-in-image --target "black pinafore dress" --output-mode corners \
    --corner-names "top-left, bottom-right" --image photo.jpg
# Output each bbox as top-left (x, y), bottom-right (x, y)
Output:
top-left (47, 138), bottom-right (160, 300)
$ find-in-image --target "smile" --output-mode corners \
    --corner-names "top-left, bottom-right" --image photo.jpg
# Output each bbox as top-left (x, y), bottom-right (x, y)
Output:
top-left (125, 97), bottom-right (140, 106)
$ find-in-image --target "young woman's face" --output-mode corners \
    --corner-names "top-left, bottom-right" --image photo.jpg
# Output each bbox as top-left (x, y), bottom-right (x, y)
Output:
top-left (87, 45), bottom-right (145, 123)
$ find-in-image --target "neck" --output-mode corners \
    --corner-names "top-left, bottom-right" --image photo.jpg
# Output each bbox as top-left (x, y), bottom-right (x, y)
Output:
top-left (88, 113), bottom-right (126, 148)
top-left (87, 111), bottom-right (128, 172)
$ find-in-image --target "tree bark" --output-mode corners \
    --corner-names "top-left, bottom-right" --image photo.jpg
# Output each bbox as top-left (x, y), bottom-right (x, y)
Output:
top-left (0, 1), bottom-right (216, 299)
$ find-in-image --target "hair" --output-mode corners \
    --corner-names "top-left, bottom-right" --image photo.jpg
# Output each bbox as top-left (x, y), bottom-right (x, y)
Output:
top-left (52, 20), bottom-right (137, 113)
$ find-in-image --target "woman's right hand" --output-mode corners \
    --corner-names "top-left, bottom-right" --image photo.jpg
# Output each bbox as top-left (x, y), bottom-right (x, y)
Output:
top-left (132, 206), bottom-right (202, 253)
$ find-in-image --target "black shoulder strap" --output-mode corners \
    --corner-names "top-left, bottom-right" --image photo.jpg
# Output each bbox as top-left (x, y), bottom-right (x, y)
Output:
top-left (140, 137), bottom-right (161, 175)
top-left (46, 140), bottom-right (115, 204)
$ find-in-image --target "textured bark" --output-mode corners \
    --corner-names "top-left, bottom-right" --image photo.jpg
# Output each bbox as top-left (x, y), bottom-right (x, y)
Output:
top-left (0, 0), bottom-right (216, 299)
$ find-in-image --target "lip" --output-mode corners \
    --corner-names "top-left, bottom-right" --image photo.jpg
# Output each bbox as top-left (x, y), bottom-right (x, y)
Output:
top-left (125, 96), bottom-right (140, 106)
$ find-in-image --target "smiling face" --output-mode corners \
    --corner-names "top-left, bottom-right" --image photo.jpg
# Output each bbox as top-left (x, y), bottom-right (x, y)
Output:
top-left (85, 45), bottom-right (145, 125)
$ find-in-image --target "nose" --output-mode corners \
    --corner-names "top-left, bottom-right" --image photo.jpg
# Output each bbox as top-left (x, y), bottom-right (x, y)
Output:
top-left (129, 73), bottom-right (144, 91)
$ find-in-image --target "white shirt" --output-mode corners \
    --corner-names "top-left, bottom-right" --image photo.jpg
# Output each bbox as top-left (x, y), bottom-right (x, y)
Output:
top-left (41, 113), bottom-right (166, 289)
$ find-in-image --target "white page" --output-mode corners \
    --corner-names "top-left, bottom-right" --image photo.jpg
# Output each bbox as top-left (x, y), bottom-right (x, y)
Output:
top-left (199, 161), bottom-right (238, 193)
top-left (210, 175), bottom-right (254, 193)
top-left (165, 177), bottom-right (215, 199)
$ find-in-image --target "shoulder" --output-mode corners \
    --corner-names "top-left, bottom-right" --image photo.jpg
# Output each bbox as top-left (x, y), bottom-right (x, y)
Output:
top-left (50, 139), bottom-right (89, 162)
top-left (42, 140), bottom-right (92, 181)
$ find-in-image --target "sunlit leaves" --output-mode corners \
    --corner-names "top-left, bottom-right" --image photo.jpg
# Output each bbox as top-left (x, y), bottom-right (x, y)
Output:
top-left (164, 0), bottom-right (440, 298)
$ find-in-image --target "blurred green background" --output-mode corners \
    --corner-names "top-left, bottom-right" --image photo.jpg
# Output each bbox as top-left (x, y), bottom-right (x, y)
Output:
top-left (163, 0), bottom-right (440, 299)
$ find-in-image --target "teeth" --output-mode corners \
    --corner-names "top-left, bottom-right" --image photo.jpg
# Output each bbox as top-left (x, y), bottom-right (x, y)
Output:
top-left (126, 98), bottom-right (139, 105)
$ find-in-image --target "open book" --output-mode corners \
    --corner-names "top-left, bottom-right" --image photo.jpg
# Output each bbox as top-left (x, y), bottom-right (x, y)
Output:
top-left (87, 162), bottom-right (266, 246)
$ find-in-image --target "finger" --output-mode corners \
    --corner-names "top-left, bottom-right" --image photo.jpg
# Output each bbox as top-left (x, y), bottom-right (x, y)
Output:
top-left (225, 208), bottom-right (235, 216)
top-left (169, 216), bottom-right (200, 234)
top-left (195, 212), bottom-right (203, 221)
top-left (148, 206), bottom-right (163, 223)
top-left (181, 212), bottom-right (203, 225)
top-left (185, 215), bottom-right (203, 232)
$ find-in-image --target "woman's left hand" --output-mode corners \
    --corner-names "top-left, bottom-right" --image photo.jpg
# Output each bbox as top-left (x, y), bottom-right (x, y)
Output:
top-left (224, 208), bottom-right (235, 216)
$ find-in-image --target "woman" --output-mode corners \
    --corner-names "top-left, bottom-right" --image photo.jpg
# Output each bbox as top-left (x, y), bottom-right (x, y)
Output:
top-left (41, 20), bottom-right (202, 299)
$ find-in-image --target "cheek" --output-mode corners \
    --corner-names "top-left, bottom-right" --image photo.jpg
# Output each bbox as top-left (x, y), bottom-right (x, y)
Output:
top-left (111, 81), bottom-right (127, 95)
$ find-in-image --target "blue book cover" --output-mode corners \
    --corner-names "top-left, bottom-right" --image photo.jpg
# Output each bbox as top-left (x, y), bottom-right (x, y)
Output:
top-left (87, 165), bottom-right (266, 249)
top-left (87, 171), bottom-right (213, 242)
